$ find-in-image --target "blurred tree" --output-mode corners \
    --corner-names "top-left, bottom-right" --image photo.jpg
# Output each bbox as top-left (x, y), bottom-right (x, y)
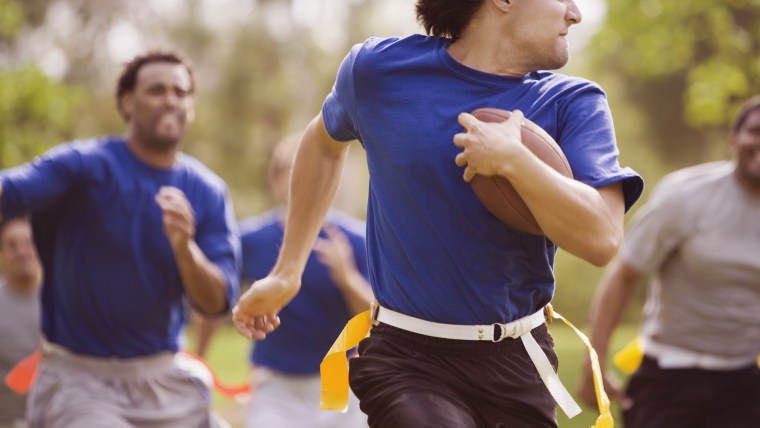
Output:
top-left (591, 0), bottom-right (760, 166)
top-left (0, 67), bottom-right (87, 167)
top-left (0, 0), bottom-right (88, 167)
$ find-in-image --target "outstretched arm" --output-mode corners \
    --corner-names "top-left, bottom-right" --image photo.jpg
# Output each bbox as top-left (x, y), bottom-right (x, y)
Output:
top-left (190, 310), bottom-right (220, 358)
top-left (577, 258), bottom-right (643, 408)
top-left (454, 111), bottom-right (625, 266)
top-left (233, 113), bottom-right (351, 339)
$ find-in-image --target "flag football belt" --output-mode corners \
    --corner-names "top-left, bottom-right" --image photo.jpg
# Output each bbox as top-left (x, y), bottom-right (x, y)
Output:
top-left (614, 336), bottom-right (760, 374)
top-left (371, 304), bottom-right (580, 418)
top-left (320, 302), bottom-right (614, 428)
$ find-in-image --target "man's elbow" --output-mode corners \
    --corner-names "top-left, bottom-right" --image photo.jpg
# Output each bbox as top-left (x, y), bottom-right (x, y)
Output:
top-left (584, 231), bottom-right (623, 267)
top-left (193, 294), bottom-right (229, 317)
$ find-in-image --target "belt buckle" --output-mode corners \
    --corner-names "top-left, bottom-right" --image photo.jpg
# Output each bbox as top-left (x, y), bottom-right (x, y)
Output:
top-left (370, 301), bottom-right (380, 326)
top-left (491, 323), bottom-right (506, 342)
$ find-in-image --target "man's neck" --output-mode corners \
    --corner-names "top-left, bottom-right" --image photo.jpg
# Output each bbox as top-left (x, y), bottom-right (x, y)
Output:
top-left (451, 33), bottom-right (533, 78)
top-left (734, 171), bottom-right (760, 199)
top-left (125, 132), bottom-right (180, 170)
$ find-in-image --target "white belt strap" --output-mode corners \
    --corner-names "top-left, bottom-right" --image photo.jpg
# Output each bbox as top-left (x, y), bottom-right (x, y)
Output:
top-left (373, 305), bottom-right (582, 418)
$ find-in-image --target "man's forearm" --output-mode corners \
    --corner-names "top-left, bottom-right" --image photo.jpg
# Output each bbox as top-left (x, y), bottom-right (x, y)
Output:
top-left (588, 259), bottom-right (642, 362)
top-left (272, 115), bottom-right (350, 282)
top-left (175, 240), bottom-right (228, 314)
top-left (506, 154), bottom-right (625, 266)
top-left (334, 270), bottom-right (374, 316)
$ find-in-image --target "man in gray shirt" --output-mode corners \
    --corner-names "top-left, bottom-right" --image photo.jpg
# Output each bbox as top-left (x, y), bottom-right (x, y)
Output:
top-left (578, 95), bottom-right (760, 427)
top-left (0, 217), bottom-right (41, 428)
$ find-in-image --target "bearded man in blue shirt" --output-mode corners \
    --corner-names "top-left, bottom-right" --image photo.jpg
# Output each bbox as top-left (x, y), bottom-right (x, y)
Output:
top-left (0, 51), bottom-right (239, 428)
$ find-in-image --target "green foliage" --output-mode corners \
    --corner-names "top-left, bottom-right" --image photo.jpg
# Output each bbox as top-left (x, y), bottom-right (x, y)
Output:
top-left (592, 0), bottom-right (760, 165)
top-left (0, 67), bottom-right (88, 167)
top-left (0, 0), bottom-right (25, 38)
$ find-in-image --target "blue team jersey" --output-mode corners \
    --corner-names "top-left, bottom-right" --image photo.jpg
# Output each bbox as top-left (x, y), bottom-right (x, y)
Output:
top-left (240, 210), bottom-right (368, 374)
top-left (322, 35), bottom-right (643, 325)
top-left (0, 137), bottom-right (240, 358)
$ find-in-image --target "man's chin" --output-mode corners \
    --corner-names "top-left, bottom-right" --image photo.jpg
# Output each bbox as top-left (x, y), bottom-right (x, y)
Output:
top-left (149, 133), bottom-right (184, 150)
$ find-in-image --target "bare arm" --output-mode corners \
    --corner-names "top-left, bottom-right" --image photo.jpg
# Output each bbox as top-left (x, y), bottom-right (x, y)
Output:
top-left (233, 114), bottom-right (350, 339)
top-left (190, 310), bottom-right (220, 358)
top-left (156, 186), bottom-right (227, 314)
top-left (577, 259), bottom-right (643, 407)
top-left (314, 224), bottom-right (373, 316)
top-left (454, 111), bottom-right (626, 266)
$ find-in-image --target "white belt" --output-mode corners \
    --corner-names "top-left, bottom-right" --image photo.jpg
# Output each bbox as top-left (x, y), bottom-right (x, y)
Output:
top-left (371, 304), bottom-right (582, 418)
top-left (644, 338), bottom-right (758, 370)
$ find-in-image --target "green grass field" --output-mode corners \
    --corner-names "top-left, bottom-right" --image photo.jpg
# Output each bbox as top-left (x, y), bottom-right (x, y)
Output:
top-left (190, 322), bottom-right (639, 428)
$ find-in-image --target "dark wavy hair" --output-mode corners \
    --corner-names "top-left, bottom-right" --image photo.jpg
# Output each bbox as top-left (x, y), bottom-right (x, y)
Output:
top-left (732, 95), bottom-right (760, 134)
top-left (416, 0), bottom-right (484, 39)
top-left (115, 50), bottom-right (195, 120)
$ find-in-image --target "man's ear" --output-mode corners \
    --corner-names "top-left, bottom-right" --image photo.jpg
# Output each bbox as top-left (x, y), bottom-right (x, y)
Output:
top-left (119, 93), bottom-right (133, 121)
top-left (186, 97), bottom-right (196, 125)
top-left (491, 0), bottom-right (512, 13)
top-left (728, 133), bottom-right (738, 157)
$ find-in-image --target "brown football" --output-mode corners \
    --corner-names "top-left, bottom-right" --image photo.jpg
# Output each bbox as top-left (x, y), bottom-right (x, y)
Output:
top-left (469, 108), bottom-right (573, 236)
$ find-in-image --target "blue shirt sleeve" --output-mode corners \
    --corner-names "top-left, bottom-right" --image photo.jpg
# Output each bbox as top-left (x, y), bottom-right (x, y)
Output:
top-left (322, 43), bottom-right (363, 142)
top-left (194, 187), bottom-right (241, 314)
top-left (557, 88), bottom-right (644, 211)
top-left (1, 141), bottom-right (89, 218)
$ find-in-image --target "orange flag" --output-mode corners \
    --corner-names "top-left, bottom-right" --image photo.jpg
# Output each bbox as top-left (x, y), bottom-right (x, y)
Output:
top-left (4, 347), bottom-right (42, 395)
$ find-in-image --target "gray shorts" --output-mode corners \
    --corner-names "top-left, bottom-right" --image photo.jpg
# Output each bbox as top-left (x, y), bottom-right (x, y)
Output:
top-left (246, 367), bottom-right (367, 428)
top-left (27, 343), bottom-right (222, 428)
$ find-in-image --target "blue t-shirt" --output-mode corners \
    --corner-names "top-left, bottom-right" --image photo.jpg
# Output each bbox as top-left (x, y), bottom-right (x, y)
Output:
top-left (322, 35), bottom-right (643, 324)
top-left (240, 209), bottom-right (368, 374)
top-left (0, 137), bottom-right (240, 358)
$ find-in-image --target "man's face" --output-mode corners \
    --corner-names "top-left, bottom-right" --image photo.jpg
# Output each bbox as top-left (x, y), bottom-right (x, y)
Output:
top-left (507, 0), bottom-right (582, 71)
top-left (731, 109), bottom-right (760, 190)
top-left (0, 220), bottom-right (41, 287)
top-left (120, 62), bottom-right (195, 150)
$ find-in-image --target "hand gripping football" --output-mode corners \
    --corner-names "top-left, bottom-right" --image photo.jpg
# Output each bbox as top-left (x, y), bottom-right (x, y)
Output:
top-left (469, 108), bottom-right (573, 236)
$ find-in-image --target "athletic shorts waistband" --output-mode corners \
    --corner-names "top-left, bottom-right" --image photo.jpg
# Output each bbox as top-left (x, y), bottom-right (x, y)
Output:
top-left (42, 341), bottom-right (175, 378)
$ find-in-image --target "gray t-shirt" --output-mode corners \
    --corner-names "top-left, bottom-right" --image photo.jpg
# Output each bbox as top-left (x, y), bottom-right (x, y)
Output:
top-left (0, 283), bottom-right (40, 423)
top-left (621, 161), bottom-right (760, 359)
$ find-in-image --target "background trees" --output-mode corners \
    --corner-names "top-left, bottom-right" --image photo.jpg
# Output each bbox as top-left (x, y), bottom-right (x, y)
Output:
top-left (3, 0), bottom-right (759, 321)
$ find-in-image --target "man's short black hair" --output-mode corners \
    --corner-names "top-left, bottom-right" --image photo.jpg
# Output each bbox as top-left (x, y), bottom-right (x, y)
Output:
top-left (416, 0), bottom-right (484, 39)
top-left (115, 50), bottom-right (195, 120)
top-left (732, 95), bottom-right (760, 134)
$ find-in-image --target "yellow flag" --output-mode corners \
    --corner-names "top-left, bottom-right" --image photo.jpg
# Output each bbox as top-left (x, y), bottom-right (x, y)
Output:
top-left (321, 305), bottom-right (616, 428)
top-left (549, 308), bottom-right (614, 428)
top-left (320, 310), bottom-right (371, 411)
top-left (613, 337), bottom-right (644, 375)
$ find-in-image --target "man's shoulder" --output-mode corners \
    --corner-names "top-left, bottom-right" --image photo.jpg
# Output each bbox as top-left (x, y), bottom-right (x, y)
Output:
top-left (176, 153), bottom-right (228, 193)
top-left (657, 161), bottom-right (732, 193)
top-left (42, 136), bottom-right (115, 160)
top-left (357, 34), bottom-right (431, 52)
top-left (238, 210), bottom-right (281, 237)
top-left (531, 71), bottom-right (605, 96)
top-left (352, 34), bottom-right (436, 65)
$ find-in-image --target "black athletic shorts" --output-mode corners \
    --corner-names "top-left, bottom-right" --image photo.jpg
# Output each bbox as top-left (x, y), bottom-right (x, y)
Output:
top-left (623, 355), bottom-right (760, 428)
top-left (348, 322), bottom-right (558, 428)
